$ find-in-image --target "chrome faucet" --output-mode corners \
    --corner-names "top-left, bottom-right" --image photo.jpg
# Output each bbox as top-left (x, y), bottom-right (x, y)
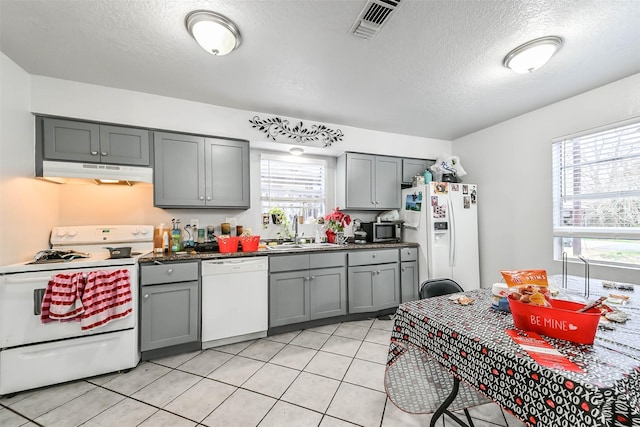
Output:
top-left (293, 215), bottom-right (300, 244)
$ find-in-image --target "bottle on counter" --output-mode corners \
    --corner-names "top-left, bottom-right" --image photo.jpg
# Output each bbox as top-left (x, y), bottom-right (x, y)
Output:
top-left (171, 219), bottom-right (182, 252)
top-left (162, 229), bottom-right (169, 253)
top-left (154, 223), bottom-right (165, 253)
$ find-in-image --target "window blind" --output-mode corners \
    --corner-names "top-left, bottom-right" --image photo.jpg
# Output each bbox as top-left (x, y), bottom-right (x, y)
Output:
top-left (260, 154), bottom-right (326, 219)
top-left (552, 118), bottom-right (640, 241)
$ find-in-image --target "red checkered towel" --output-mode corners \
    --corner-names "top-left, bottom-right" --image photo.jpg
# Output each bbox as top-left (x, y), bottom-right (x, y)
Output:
top-left (41, 272), bottom-right (85, 323)
top-left (80, 269), bottom-right (132, 331)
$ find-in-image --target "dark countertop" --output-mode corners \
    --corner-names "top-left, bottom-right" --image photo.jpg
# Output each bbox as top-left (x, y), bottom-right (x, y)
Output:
top-left (138, 241), bottom-right (418, 264)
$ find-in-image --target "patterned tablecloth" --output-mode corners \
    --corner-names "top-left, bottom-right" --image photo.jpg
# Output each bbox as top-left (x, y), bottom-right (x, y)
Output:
top-left (385, 281), bottom-right (640, 426)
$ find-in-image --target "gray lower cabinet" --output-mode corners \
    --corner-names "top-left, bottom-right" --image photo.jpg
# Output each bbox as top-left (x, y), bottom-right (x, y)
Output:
top-left (140, 262), bottom-right (200, 352)
top-left (153, 131), bottom-right (250, 208)
top-left (40, 117), bottom-right (150, 165)
top-left (348, 249), bottom-right (400, 313)
top-left (269, 253), bottom-right (347, 327)
top-left (400, 247), bottom-right (419, 302)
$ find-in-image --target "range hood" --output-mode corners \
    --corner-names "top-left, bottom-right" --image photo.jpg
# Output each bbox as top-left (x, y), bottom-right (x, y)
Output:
top-left (39, 160), bottom-right (153, 184)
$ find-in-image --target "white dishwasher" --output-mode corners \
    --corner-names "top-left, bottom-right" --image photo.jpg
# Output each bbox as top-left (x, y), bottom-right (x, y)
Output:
top-left (201, 257), bottom-right (269, 349)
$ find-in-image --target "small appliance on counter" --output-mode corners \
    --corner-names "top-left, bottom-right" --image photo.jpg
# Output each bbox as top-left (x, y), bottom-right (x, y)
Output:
top-left (352, 219), bottom-right (368, 244)
top-left (360, 220), bottom-right (402, 243)
top-left (194, 241), bottom-right (219, 253)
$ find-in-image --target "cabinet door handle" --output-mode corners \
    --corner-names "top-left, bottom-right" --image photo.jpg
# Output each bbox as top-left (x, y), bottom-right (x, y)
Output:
top-left (372, 254), bottom-right (376, 258)
top-left (91, 151), bottom-right (98, 155)
top-left (375, 201), bottom-right (379, 204)
top-left (206, 196), bottom-right (212, 201)
top-left (310, 275), bottom-right (315, 280)
top-left (199, 196), bottom-right (205, 201)
top-left (143, 294), bottom-right (150, 299)
top-left (167, 268), bottom-right (173, 274)
top-left (101, 152), bottom-right (108, 156)
top-left (401, 267), bottom-right (405, 272)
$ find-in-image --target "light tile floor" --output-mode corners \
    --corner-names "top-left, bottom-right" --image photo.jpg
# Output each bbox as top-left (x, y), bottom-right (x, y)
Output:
top-left (0, 318), bottom-right (527, 427)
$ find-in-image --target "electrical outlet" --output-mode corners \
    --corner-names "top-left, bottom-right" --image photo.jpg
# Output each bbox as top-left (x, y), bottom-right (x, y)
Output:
top-left (191, 219), bottom-right (199, 229)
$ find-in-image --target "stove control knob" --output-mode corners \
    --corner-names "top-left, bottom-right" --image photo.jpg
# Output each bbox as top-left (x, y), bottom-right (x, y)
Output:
top-left (56, 229), bottom-right (67, 237)
top-left (132, 228), bottom-right (140, 235)
top-left (67, 229), bottom-right (77, 237)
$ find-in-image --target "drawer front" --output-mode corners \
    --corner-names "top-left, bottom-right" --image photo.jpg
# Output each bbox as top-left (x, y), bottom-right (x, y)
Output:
top-left (348, 249), bottom-right (398, 266)
top-left (269, 254), bottom-right (310, 273)
top-left (310, 252), bottom-right (346, 269)
top-left (141, 262), bottom-right (199, 285)
top-left (400, 247), bottom-right (417, 261)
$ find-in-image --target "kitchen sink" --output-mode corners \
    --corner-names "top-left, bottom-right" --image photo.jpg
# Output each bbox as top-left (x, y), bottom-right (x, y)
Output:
top-left (265, 243), bottom-right (342, 251)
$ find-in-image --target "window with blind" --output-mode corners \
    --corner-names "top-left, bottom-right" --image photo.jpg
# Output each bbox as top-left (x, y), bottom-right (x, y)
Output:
top-left (552, 118), bottom-right (640, 266)
top-left (260, 154), bottom-right (326, 221)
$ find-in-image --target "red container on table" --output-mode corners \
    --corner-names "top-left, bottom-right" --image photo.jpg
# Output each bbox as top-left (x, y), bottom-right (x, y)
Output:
top-left (508, 298), bottom-right (601, 344)
top-left (240, 235), bottom-right (260, 252)
top-left (217, 236), bottom-right (239, 253)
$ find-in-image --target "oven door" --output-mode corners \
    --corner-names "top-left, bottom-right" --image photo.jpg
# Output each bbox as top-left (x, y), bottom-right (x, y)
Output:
top-left (0, 265), bottom-right (138, 348)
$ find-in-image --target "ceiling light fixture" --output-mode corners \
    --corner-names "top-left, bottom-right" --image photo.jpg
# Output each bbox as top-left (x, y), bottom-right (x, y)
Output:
top-left (503, 36), bottom-right (562, 73)
top-left (289, 147), bottom-right (304, 156)
top-left (185, 10), bottom-right (241, 56)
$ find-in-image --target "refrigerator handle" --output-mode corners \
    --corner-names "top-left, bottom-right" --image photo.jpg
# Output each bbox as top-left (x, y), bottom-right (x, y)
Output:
top-left (448, 194), bottom-right (455, 267)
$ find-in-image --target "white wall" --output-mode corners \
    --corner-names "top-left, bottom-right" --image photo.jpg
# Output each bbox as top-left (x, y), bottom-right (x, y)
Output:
top-left (0, 53), bottom-right (58, 265)
top-left (453, 72), bottom-right (640, 287)
top-left (0, 69), bottom-right (452, 264)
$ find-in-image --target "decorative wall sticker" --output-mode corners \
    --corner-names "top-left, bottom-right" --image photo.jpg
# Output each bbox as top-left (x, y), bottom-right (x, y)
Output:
top-left (249, 116), bottom-right (343, 147)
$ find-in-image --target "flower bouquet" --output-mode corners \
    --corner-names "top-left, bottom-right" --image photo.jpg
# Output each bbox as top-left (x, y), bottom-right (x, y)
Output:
top-left (324, 208), bottom-right (351, 243)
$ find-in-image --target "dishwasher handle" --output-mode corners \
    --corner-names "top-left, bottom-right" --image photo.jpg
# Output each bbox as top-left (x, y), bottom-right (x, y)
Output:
top-left (201, 257), bottom-right (268, 275)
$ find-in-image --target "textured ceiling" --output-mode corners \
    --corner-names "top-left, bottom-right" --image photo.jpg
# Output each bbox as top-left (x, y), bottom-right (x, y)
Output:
top-left (2, 0), bottom-right (640, 140)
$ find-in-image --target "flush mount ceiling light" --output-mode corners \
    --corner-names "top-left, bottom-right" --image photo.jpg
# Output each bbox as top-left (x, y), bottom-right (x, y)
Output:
top-left (185, 10), bottom-right (241, 56)
top-left (503, 36), bottom-right (563, 73)
top-left (289, 147), bottom-right (304, 156)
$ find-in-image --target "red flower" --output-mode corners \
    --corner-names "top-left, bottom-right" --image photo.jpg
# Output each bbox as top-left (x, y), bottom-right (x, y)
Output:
top-left (324, 207), bottom-right (351, 232)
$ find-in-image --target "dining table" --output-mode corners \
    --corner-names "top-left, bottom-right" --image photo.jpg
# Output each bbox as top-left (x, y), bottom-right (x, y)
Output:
top-left (384, 276), bottom-right (640, 426)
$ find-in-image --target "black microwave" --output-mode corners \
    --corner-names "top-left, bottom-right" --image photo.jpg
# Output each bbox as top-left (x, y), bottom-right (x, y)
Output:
top-left (360, 221), bottom-right (402, 243)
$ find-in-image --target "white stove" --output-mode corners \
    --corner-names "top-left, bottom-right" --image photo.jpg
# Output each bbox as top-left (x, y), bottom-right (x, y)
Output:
top-left (0, 225), bottom-right (153, 395)
top-left (0, 225), bottom-right (154, 274)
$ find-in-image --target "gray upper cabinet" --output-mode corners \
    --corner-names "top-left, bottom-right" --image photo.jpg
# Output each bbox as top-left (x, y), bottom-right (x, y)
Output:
top-left (153, 131), bottom-right (250, 208)
top-left (42, 118), bottom-right (150, 165)
top-left (337, 153), bottom-right (401, 210)
top-left (402, 158), bottom-right (433, 185)
top-left (205, 138), bottom-right (250, 208)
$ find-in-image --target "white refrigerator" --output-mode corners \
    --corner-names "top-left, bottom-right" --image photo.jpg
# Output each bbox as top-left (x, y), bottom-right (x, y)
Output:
top-left (401, 182), bottom-right (480, 291)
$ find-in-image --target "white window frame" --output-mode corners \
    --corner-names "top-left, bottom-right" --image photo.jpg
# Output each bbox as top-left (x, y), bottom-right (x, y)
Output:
top-left (260, 153), bottom-right (328, 221)
top-left (552, 117), bottom-right (640, 267)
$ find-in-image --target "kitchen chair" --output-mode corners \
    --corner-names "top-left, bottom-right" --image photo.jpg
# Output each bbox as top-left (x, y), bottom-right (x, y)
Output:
top-left (417, 278), bottom-right (497, 427)
top-left (419, 278), bottom-right (464, 299)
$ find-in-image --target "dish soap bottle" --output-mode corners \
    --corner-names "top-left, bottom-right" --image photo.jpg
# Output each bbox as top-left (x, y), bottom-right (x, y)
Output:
top-left (171, 219), bottom-right (182, 252)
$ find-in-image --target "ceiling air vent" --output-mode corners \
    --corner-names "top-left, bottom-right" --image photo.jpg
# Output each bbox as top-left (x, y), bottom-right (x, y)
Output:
top-left (351, 0), bottom-right (403, 40)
